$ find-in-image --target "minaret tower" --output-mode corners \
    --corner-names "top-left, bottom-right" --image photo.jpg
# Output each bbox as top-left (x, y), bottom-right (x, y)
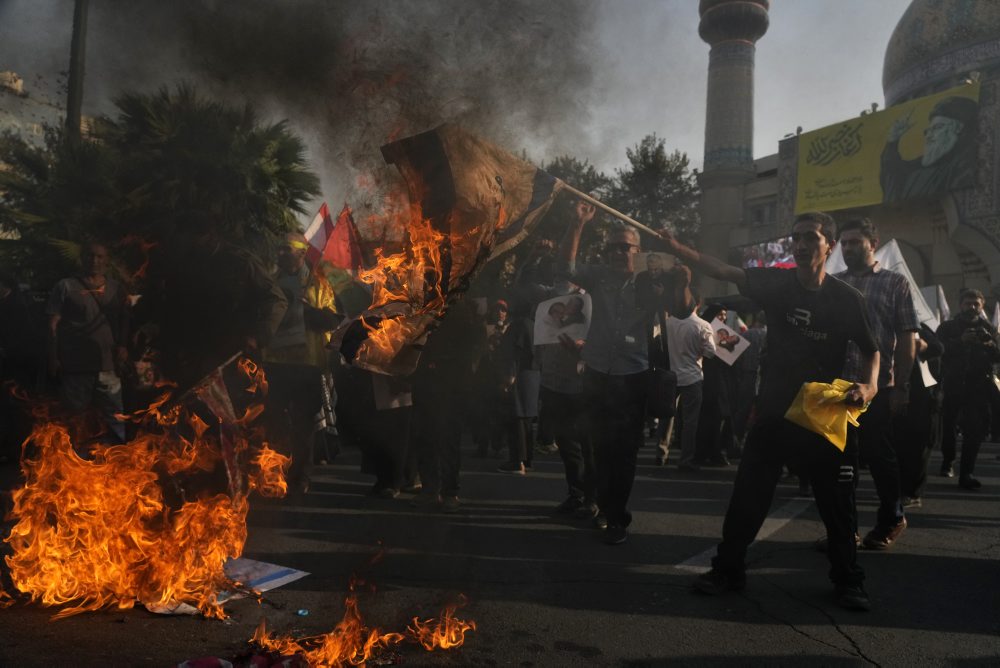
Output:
top-left (697, 0), bottom-right (770, 294)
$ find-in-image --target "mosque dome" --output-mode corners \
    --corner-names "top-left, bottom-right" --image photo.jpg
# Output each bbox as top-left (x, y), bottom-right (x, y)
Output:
top-left (883, 0), bottom-right (1000, 106)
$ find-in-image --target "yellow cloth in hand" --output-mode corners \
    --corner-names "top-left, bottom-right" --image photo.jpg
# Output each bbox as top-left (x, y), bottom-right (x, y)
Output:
top-left (783, 379), bottom-right (868, 451)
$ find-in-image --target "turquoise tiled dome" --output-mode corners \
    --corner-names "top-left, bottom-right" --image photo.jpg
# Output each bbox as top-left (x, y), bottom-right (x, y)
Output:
top-left (883, 0), bottom-right (1000, 104)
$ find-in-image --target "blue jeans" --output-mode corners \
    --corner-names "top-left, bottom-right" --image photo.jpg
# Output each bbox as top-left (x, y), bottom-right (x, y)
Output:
top-left (660, 381), bottom-right (703, 466)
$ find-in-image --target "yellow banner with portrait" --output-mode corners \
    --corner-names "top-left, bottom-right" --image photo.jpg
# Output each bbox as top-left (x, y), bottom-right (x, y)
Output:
top-left (795, 83), bottom-right (979, 213)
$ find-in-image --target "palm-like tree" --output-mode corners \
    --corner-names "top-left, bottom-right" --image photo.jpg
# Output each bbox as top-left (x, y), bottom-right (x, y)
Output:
top-left (0, 84), bottom-right (320, 290)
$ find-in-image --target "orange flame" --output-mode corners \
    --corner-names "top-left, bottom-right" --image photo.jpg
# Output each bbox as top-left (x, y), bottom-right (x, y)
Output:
top-left (2, 360), bottom-right (283, 619)
top-left (352, 201), bottom-right (449, 371)
top-left (0, 585), bottom-right (13, 609)
top-left (407, 595), bottom-right (477, 650)
top-left (252, 579), bottom-right (475, 665)
top-left (345, 172), bottom-right (509, 375)
top-left (249, 446), bottom-right (290, 497)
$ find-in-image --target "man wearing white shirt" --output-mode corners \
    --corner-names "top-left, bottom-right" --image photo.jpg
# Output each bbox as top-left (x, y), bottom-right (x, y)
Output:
top-left (663, 283), bottom-right (718, 471)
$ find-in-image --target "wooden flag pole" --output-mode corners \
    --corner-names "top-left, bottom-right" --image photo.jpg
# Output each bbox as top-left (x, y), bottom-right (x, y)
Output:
top-left (173, 352), bottom-right (244, 407)
top-left (560, 184), bottom-right (663, 238)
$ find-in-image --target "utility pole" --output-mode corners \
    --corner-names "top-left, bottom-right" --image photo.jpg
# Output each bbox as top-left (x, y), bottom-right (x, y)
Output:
top-left (65, 0), bottom-right (90, 141)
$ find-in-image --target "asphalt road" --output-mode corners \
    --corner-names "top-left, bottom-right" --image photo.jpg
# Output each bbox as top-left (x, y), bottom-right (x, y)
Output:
top-left (0, 437), bottom-right (998, 667)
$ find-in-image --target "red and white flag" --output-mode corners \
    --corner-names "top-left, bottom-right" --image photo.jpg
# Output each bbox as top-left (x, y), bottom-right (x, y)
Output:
top-left (304, 202), bottom-right (335, 266)
top-left (304, 202), bottom-right (365, 272)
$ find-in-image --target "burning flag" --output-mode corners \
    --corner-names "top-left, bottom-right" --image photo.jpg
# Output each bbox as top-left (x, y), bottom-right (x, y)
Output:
top-left (304, 202), bottom-right (366, 273)
top-left (341, 123), bottom-right (564, 375)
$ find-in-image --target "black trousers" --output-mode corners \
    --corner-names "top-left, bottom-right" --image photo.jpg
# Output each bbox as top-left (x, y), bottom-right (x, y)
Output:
top-left (412, 384), bottom-right (462, 497)
top-left (896, 387), bottom-right (937, 498)
top-left (712, 418), bottom-right (863, 588)
top-left (506, 416), bottom-right (535, 466)
top-left (583, 368), bottom-right (648, 528)
top-left (541, 386), bottom-right (595, 502)
top-left (853, 392), bottom-right (904, 528)
top-left (263, 362), bottom-right (323, 488)
top-left (941, 386), bottom-right (991, 478)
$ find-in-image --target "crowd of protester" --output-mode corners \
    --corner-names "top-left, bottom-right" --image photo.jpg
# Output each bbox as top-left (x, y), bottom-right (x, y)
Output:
top-left (1, 206), bottom-right (997, 614)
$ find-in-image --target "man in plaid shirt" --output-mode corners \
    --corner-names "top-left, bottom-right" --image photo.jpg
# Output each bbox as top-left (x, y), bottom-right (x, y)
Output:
top-left (835, 218), bottom-right (918, 551)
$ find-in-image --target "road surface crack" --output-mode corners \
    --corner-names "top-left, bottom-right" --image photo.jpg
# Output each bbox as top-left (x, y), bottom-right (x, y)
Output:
top-left (737, 585), bottom-right (856, 659)
top-left (760, 576), bottom-right (881, 667)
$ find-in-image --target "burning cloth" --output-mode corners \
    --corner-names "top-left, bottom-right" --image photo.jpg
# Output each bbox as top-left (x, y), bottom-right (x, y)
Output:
top-left (2, 356), bottom-right (289, 619)
top-left (339, 123), bottom-right (564, 376)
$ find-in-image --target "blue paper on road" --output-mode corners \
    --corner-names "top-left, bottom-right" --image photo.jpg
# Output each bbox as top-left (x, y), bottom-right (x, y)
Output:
top-left (217, 557), bottom-right (309, 602)
top-left (146, 558), bottom-right (309, 614)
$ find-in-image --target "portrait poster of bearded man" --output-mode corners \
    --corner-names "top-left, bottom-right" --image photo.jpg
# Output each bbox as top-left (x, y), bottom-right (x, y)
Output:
top-left (880, 95), bottom-right (978, 204)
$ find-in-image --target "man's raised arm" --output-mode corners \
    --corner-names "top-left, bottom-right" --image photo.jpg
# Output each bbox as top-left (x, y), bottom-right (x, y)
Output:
top-left (659, 229), bottom-right (747, 290)
top-left (557, 200), bottom-right (596, 270)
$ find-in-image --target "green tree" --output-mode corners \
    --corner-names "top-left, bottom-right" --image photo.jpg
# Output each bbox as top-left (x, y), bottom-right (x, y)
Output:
top-left (540, 155), bottom-right (615, 263)
top-left (608, 134), bottom-right (700, 244)
top-left (543, 155), bottom-right (614, 199)
top-left (0, 84), bottom-right (320, 290)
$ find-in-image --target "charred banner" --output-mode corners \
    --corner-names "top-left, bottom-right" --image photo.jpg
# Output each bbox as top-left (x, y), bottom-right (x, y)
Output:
top-left (339, 124), bottom-right (563, 376)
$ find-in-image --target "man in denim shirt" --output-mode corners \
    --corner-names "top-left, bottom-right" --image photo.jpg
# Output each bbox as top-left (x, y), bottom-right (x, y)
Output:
top-left (557, 200), bottom-right (678, 545)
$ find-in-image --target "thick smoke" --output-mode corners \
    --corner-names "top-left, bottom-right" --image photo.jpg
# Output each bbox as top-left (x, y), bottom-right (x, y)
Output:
top-left (70, 0), bottom-right (601, 230)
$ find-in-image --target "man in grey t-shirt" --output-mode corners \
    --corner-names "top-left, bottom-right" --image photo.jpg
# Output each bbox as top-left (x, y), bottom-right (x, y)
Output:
top-left (47, 242), bottom-right (129, 442)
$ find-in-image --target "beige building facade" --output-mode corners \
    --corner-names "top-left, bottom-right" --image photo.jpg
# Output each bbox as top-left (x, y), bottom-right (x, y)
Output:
top-left (700, 0), bottom-right (1000, 303)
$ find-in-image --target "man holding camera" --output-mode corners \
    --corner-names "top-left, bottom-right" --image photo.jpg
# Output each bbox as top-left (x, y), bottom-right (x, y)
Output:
top-left (936, 289), bottom-right (1000, 490)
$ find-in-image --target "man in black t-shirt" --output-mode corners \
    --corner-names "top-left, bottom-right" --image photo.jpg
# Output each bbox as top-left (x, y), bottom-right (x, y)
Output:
top-left (661, 211), bottom-right (880, 611)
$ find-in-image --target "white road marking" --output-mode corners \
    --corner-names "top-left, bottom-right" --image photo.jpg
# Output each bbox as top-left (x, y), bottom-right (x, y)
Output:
top-left (674, 497), bottom-right (814, 573)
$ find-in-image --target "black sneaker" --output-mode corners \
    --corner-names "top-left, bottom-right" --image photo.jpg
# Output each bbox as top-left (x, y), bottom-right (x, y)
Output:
top-left (902, 496), bottom-right (922, 508)
top-left (497, 462), bottom-right (526, 475)
top-left (940, 463), bottom-right (955, 478)
top-left (574, 501), bottom-right (599, 520)
top-left (604, 525), bottom-right (628, 545)
top-left (593, 512), bottom-right (608, 530)
top-left (835, 584), bottom-right (871, 611)
top-left (959, 476), bottom-right (982, 490)
top-left (555, 496), bottom-right (584, 514)
top-left (694, 569), bottom-right (745, 595)
top-left (703, 456), bottom-right (730, 467)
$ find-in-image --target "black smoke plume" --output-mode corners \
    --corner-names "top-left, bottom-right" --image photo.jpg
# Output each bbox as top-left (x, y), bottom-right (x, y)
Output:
top-left (78, 0), bottom-right (599, 225)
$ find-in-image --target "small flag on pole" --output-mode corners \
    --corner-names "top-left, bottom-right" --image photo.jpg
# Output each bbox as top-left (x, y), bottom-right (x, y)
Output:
top-left (325, 204), bottom-right (365, 272)
top-left (304, 202), bottom-right (335, 267)
top-left (304, 202), bottom-right (366, 272)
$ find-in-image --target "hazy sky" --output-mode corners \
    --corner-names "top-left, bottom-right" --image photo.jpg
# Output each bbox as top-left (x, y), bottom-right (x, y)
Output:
top-left (1, 0), bottom-right (916, 190)
top-left (582, 0), bottom-right (915, 172)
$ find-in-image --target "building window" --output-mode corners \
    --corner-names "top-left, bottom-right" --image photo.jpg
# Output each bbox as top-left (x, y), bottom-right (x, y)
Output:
top-left (748, 201), bottom-right (776, 227)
